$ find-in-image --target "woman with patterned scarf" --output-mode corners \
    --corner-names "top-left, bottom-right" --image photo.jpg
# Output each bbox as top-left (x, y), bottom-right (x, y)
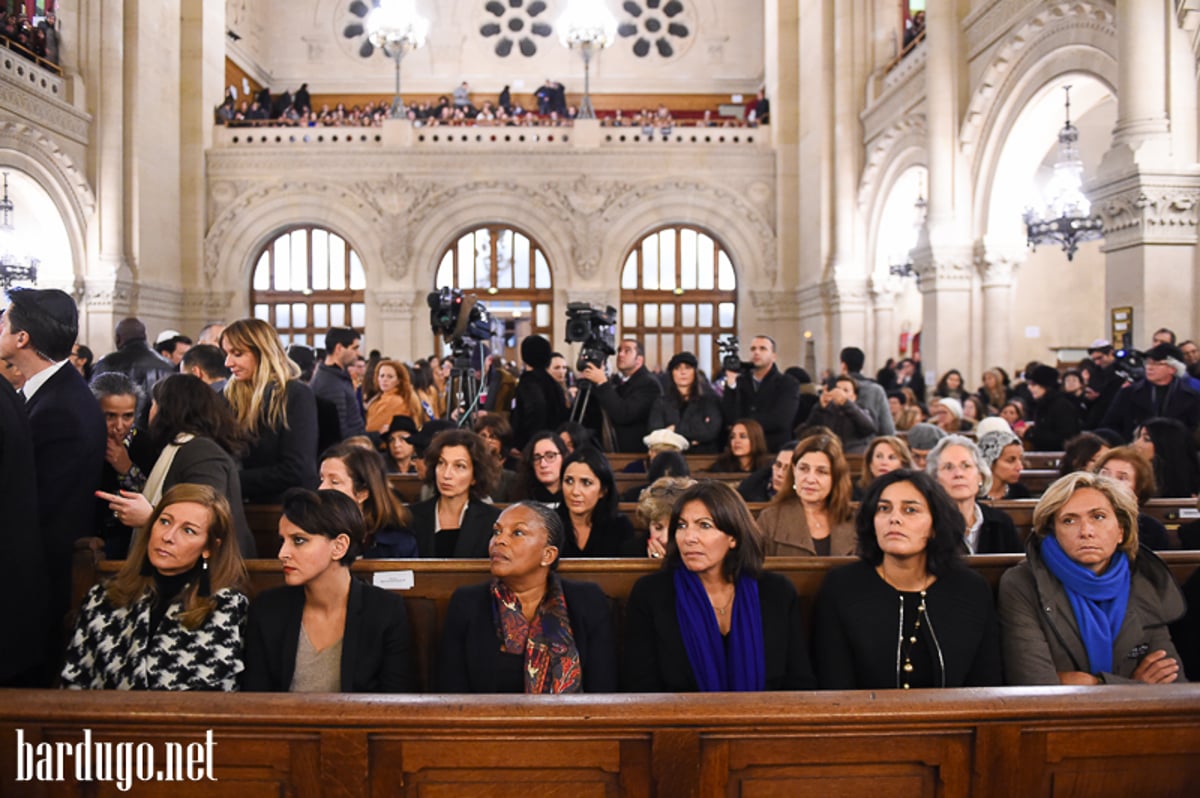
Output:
top-left (437, 501), bottom-right (617, 693)
top-left (621, 481), bottom-right (817, 692)
top-left (999, 472), bottom-right (1187, 685)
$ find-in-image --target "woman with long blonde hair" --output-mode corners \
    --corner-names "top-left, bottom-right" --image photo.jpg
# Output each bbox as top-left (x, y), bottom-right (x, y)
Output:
top-left (365, 359), bottom-right (426, 432)
top-left (221, 318), bottom-right (319, 502)
top-left (62, 484), bottom-right (249, 690)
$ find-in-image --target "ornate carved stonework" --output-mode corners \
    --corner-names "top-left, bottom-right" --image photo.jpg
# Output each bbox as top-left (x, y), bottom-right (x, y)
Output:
top-left (1090, 172), bottom-right (1200, 249)
top-left (821, 277), bottom-right (870, 314)
top-left (0, 120), bottom-right (95, 219)
top-left (374, 290), bottom-right (425, 320)
top-left (0, 76), bottom-right (89, 145)
top-left (81, 277), bottom-right (135, 311)
top-left (912, 243), bottom-right (975, 292)
top-left (973, 238), bottom-right (1026, 288)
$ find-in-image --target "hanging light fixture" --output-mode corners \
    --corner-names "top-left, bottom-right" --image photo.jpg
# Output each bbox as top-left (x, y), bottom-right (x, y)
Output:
top-left (889, 179), bottom-right (927, 280)
top-left (1023, 85), bottom-right (1103, 261)
top-left (363, 0), bottom-right (429, 119)
top-left (558, 0), bottom-right (617, 120)
top-left (0, 172), bottom-right (38, 289)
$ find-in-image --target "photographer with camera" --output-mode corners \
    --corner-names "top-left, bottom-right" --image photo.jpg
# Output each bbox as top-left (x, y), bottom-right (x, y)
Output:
top-left (511, 335), bottom-right (571, 452)
top-left (578, 339), bottom-right (663, 453)
top-left (1101, 342), bottom-right (1200, 441)
top-left (720, 335), bottom-right (800, 451)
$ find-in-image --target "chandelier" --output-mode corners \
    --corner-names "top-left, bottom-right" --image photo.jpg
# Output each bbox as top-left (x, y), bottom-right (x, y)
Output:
top-left (361, 0), bottom-right (429, 119)
top-left (1022, 86), bottom-right (1103, 261)
top-left (558, 0), bottom-right (618, 120)
top-left (888, 187), bottom-right (927, 280)
top-left (0, 173), bottom-right (38, 290)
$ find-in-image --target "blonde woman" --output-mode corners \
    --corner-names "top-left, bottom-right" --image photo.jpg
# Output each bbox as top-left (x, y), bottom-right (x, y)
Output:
top-left (365, 359), bottom-right (426, 432)
top-left (221, 318), bottom-right (319, 502)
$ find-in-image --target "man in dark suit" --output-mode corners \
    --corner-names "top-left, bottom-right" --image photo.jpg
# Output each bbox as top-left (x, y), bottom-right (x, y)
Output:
top-left (91, 316), bottom-right (176, 399)
top-left (720, 335), bottom-right (800, 451)
top-left (309, 326), bottom-right (366, 442)
top-left (0, 374), bottom-right (46, 685)
top-left (578, 338), bottom-right (663, 452)
top-left (0, 288), bottom-right (106, 672)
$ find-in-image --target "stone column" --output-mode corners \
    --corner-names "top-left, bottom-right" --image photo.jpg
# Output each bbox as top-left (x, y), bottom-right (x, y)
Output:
top-left (1091, 0), bottom-right (1200, 345)
top-left (376, 291), bottom-right (422, 363)
top-left (974, 238), bottom-right (1024, 373)
top-left (870, 278), bottom-right (898, 369)
top-left (910, 0), bottom-right (973, 379)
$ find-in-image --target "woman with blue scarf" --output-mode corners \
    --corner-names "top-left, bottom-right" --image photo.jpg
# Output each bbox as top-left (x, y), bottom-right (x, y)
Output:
top-left (621, 481), bottom-right (816, 692)
top-left (999, 472), bottom-right (1186, 685)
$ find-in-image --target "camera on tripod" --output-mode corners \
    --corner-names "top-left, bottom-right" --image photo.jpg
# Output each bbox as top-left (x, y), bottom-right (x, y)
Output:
top-left (1112, 348), bottom-right (1145, 384)
top-left (719, 334), bottom-right (750, 373)
top-left (565, 302), bottom-right (617, 371)
top-left (427, 287), bottom-right (494, 346)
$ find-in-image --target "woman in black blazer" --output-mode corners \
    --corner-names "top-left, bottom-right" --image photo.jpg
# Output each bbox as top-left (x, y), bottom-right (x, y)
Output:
top-left (621, 481), bottom-right (816, 692)
top-left (438, 501), bottom-right (617, 693)
top-left (407, 428), bottom-right (501, 558)
top-left (241, 489), bottom-right (413, 692)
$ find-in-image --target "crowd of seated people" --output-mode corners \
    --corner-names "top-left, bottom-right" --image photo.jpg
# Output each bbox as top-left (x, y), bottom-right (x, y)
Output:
top-left (1, 9), bottom-right (59, 68)
top-left (2, 288), bottom-right (1197, 696)
top-left (217, 81), bottom-right (765, 131)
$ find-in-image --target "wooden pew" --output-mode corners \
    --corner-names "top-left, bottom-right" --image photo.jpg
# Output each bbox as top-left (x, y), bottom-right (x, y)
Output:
top-left (4, 686), bottom-right (1200, 797)
top-left (71, 546), bottom-right (1200, 693)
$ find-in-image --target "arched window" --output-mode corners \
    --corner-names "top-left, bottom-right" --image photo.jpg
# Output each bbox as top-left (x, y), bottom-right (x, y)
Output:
top-left (250, 227), bottom-right (366, 349)
top-left (620, 225), bottom-right (737, 376)
top-left (436, 225), bottom-right (554, 361)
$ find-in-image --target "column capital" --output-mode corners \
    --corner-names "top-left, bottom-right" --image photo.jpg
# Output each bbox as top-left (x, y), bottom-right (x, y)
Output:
top-left (911, 242), bottom-right (974, 293)
top-left (375, 290), bottom-right (426, 322)
top-left (819, 277), bottom-right (870, 314)
top-left (1089, 169), bottom-right (1200, 250)
top-left (973, 237), bottom-right (1026, 288)
top-left (751, 289), bottom-right (804, 322)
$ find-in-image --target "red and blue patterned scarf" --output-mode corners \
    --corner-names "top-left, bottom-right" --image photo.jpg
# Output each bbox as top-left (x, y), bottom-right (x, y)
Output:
top-left (492, 573), bottom-right (583, 693)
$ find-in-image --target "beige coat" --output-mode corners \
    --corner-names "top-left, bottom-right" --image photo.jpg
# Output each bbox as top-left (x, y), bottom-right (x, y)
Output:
top-left (757, 499), bottom-right (856, 557)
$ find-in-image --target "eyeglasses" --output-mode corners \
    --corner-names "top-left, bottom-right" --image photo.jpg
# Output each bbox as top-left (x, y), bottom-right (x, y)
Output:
top-left (531, 452), bottom-right (560, 464)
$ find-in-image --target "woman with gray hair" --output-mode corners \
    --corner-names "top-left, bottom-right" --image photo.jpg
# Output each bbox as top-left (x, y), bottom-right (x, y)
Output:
top-left (978, 430), bottom-right (1031, 501)
top-left (926, 435), bottom-right (1022, 553)
top-left (998, 472), bottom-right (1185, 685)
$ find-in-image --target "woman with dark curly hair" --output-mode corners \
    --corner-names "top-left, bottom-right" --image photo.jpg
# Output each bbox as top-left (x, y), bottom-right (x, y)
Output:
top-left (407, 429), bottom-right (501, 558)
top-left (812, 469), bottom-right (1002, 689)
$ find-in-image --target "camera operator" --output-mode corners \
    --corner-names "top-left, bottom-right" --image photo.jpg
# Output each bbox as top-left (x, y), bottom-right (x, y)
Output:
top-left (577, 339), bottom-right (663, 453)
top-left (1101, 342), bottom-right (1200, 441)
top-left (511, 335), bottom-right (571, 452)
top-left (720, 335), bottom-right (799, 451)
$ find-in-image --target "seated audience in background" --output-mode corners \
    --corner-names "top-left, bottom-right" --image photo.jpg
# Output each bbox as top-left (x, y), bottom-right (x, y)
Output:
top-left (63, 484), bottom-right (249, 690)
top-left (407, 429), bottom-right (501, 558)
top-left (1094, 447), bottom-right (1171, 550)
top-left (514, 431), bottom-right (568, 505)
top-left (934, 369), bottom-right (969, 403)
top-left (97, 374), bottom-right (256, 558)
top-left (737, 439), bottom-right (797, 503)
top-left (1101, 342), bottom-right (1200, 440)
top-left (757, 434), bottom-right (856, 557)
top-left (619, 446), bottom-right (690, 502)
top-left (221, 318), bottom-right (319, 502)
top-left (365, 359), bottom-right (425, 433)
top-left (838, 346), bottom-right (895, 436)
top-left (380, 415), bottom-right (419, 474)
top-left (805, 376), bottom-right (877, 454)
top-left (647, 351), bottom-right (724, 453)
top-left (1024, 365), bottom-right (1081, 451)
top-left (474, 414), bottom-right (518, 501)
top-left (557, 447), bottom-right (635, 557)
top-left (857, 435), bottom-right (915, 499)
top-left (707, 418), bottom-right (773, 474)
top-left (999, 472), bottom-right (1186, 685)
top-left (242, 489), bottom-right (413, 692)
top-left (319, 443), bottom-right (418, 558)
top-left (962, 395), bottom-right (988, 425)
top-left (632, 476), bottom-right (697, 559)
top-left (1059, 431), bottom-right (1111, 477)
top-left (999, 399), bottom-right (1028, 436)
top-left (977, 368), bottom-right (1012, 413)
top-left (1132, 417), bottom-right (1200, 498)
top-left (930, 397), bottom-right (973, 433)
top-left (905, 422), bottom-right (946, 470)
top-left (979, 430), bottom-right (1031, 501)
top-left (926, 435), bottom-right (1021, 553)
top-left (812, 470), bottom-right (1002, 689)
top-left (888, 389), bottom-right (922, 431)
top-left (622, 481), bottom-right (817, 692)
top-left (438, 502), bottom-right (617, 693)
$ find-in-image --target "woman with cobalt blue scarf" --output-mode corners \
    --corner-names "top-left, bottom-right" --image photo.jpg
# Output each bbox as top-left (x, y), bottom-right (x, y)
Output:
top-left (620, 481), bottom-right (816, 692)
top-left (999, 472), bottom-right (1187, 685)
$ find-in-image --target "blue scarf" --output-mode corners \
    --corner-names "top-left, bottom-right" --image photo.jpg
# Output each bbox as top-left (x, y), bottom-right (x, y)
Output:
top-left (1040, 535), bottom-right (1131, 675)
top-left (673, 568), bottom-right (764, 691)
